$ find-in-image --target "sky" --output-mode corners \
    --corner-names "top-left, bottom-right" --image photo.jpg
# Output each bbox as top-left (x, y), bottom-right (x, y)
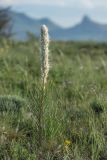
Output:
top-left (1, 0), bottom-right (107, 27)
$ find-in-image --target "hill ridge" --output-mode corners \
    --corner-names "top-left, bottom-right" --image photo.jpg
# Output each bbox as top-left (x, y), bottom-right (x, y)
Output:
top-left (10, 11), bottom-right (107, 42)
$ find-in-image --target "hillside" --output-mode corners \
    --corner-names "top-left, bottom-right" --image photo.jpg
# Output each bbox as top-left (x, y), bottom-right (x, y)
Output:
top-left (10, 11), bottom-right (62, 40)
top-left (10, 11), bottom-right (107, 41)
top-left (60, 16), bottom-right (107, 41)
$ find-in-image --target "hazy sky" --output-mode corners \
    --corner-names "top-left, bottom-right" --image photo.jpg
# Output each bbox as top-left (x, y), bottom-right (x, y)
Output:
top-left (1, 0), bottom-right (107, 27)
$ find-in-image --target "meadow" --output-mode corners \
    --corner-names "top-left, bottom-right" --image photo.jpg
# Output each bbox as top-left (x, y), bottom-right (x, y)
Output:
top-left (0, 38), bottom-right (107, 160)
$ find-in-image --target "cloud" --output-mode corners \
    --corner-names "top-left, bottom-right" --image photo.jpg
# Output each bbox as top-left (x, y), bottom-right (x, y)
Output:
top-left (1, 0), bottom-right (107, 9)
top-left (65, 0), bottom-right (94, 9)
top-left (81, 0), bottom-right (94, 8)
top-left (0, 0), bottom-right (93, 7)
top-left (86, 0), bottom-right (107, 8)
top-left (0, 0), bottom-right (13, 5)
top-left (0, 0), bottom-right (65, 6)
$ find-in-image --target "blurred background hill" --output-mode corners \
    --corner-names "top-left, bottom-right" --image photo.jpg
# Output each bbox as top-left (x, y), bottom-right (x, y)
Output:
top-left (7, 10), bottom-right (107, 42)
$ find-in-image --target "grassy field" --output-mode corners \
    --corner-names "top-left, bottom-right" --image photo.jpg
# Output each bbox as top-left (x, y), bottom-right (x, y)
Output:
top-left (0, 38), bottom-right (107, 159)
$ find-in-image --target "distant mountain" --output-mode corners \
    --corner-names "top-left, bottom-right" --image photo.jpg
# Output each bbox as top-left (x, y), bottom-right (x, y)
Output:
top-left (54, 16), bottom-right (107, 41)
top-left (10, 11), bottom-right (62, 40)
top-left (9, 11), bottom-right (107, 42)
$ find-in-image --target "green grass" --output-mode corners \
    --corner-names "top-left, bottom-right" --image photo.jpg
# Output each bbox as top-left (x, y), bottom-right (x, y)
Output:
top-left (0, 39), bottom-right (107, 159)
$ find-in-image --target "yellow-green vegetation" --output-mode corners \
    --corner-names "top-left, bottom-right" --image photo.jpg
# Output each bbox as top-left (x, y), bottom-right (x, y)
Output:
top-left (0, 38), bottom-right (107, 159)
